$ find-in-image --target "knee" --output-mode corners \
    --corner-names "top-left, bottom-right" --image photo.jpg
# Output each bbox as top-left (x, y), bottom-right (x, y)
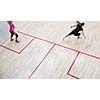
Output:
top-left (16, 34), bottom-right (18, 38)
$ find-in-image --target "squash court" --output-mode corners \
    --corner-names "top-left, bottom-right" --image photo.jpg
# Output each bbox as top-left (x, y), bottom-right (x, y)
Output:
top-left (0, 21), bottom-right (100, 79)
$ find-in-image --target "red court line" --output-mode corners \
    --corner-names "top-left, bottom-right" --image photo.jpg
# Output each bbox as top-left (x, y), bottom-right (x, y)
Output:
top-left (55, 44), bottom-right (79, 52)
top-left (67, 52), bottom-right (80, 79)
top-left (19, 31), bottom-right (56, 45)
top-left (19, 31), bottom-right (79, 52)
top-left (19, 31), bottom-right (100, 60)
top-left (0, 36), bottom-right (34, 54)
top-left (28, 44), bottom-right (55, 79)
top-left (80, 52), bottom-right (100, 60)
top-left (18, 38), bottom-right (34, 54)
top-left (68, 73), bottom-right (80, 79)
top-left (1, 45), bottom-right (19, 54)
top-left (19, 31), bottom-right (100, 79)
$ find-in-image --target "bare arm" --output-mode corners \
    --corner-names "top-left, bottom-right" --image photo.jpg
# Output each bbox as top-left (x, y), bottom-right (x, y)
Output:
top-left (76, 21), bottom-right (81, 24)
top-left (70, 25), bottom-right (77, 28)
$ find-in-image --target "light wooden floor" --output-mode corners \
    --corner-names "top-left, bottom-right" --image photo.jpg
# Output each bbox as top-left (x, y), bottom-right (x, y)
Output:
top-left (0, 21), bottom-right (100, 79)
top-left (0, 21), bottom-right (9, 45)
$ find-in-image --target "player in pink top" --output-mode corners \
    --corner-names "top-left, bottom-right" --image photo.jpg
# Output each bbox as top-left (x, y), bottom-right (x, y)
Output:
top-left (7, 21), bottom-right (20, 43)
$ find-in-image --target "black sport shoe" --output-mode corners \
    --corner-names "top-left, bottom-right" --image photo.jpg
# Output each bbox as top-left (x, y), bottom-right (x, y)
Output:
top-left (15, 40), bottom-right (20, 43)
top-left (10, 39), bottom-right (14, 41)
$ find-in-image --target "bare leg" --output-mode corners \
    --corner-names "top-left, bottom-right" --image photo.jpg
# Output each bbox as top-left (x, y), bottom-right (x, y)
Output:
top-left (63, 34), bottom-right (71, 41)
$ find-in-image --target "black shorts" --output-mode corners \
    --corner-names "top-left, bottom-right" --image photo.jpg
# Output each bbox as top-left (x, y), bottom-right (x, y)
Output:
top-left (69, 31), bottom-right (80, 36)
top-left (10, 31), bottom-right (14, 35)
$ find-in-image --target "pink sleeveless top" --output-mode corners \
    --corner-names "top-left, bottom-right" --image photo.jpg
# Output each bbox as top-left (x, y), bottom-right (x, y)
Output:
top-left (9, 22), bottom-right (15, 32)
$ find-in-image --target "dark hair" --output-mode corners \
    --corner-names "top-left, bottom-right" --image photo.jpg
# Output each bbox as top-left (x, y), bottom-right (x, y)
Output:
top-left (7, 21), bottom-right (12, 24)
top-left (81, 23), bottom-right (85, 26)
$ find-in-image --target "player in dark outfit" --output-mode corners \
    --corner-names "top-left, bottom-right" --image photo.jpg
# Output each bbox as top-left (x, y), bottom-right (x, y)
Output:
top-left (63, 21), bottom-right (86, 40)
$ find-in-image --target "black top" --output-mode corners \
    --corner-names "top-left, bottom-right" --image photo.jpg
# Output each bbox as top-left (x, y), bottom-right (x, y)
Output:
top-left (72, 24), bottom-right (83, 33)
